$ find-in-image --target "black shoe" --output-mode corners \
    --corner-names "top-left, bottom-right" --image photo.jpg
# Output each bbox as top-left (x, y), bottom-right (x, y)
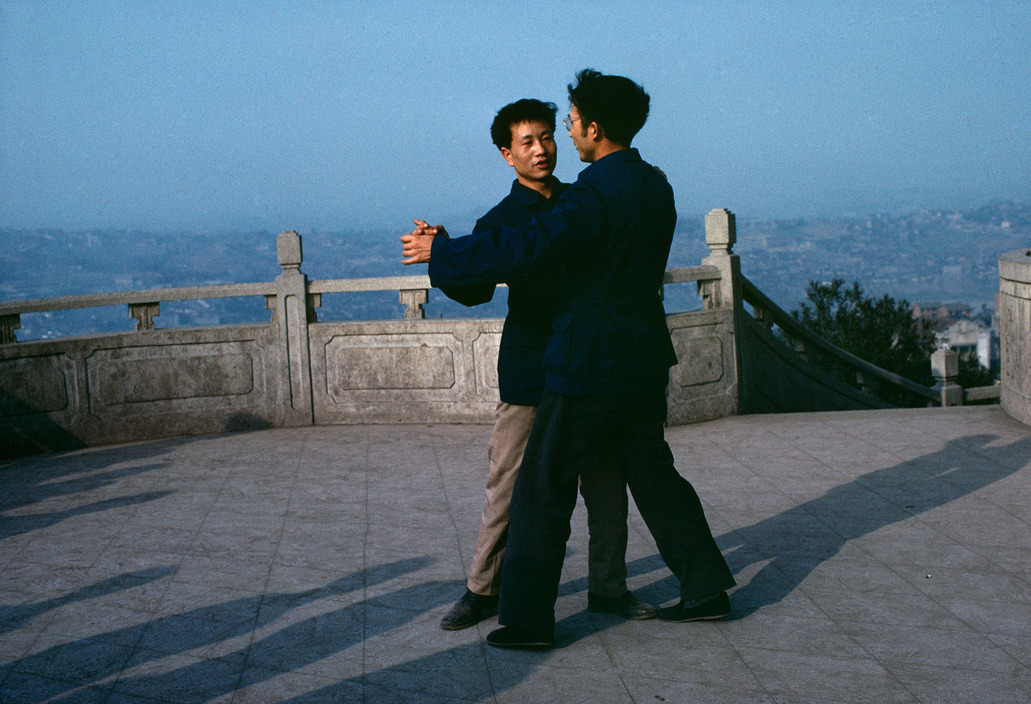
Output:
top-left (440, 590), bottom-right (499, 630)
top-left (657, 592), bottom-right (731, 622)
top-left (587, 591), bottom-right (657, 620)
top-left (486, 626), bottom-right (554, 649)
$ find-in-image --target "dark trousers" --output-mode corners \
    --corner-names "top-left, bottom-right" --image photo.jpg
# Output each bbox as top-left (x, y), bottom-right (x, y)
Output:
top-left (498, 389), bottom-right (735, 633)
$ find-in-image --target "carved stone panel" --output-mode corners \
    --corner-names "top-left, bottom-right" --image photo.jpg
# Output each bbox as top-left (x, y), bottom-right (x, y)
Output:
top-left (86, 343), bottom-right (257, 409)
top-left (0, 355), bottom-right (70, 417)
top-left (671, 330), bottom-right (725, 387)
top-left (324, 333), bottom-right (457, 398)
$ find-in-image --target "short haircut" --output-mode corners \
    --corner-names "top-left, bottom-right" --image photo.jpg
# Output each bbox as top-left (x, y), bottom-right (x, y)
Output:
top-left (567, 68), bottom-right (650, 146)
top-left (490, 99), bottom-right (558, 150)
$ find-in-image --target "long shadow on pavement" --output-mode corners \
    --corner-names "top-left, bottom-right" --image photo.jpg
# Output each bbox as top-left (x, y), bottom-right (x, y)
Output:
top-left (0, 557), bottom-right (431, 703)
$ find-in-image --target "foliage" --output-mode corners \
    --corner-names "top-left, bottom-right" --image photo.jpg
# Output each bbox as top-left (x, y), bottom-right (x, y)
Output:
top-left (792, 279), bottom-right (937, 404)
top-left (957, 350), bottom-right (997, 390)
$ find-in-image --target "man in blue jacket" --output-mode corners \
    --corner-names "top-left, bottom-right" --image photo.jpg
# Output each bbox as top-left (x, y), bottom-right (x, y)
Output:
top-left (433, 98), bottom-right (654, 631)
top-left (402, 70), bottom-right (734, 649)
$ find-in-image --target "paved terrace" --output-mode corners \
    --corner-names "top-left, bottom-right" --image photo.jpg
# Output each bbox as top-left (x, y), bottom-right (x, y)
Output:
top-left (1, 406), bottom-right (1030, 704)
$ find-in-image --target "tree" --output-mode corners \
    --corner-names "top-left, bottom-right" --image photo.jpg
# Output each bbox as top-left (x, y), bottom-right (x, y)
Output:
top-left (792, 279), bottom-right (937, 404)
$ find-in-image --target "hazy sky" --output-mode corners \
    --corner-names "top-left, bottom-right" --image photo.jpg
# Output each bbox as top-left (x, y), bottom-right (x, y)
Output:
top-left (1, 1), bottom-right (1029, 233)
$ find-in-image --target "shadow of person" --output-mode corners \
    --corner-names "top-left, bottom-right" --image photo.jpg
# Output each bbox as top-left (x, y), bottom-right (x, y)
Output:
top-left (52, 578), bottom-right (459, 704)
top-left (0, 566), bottom-right (177, 635)
top-left (715, 433), bottom-right (1030, 619)
top-left (1, 557), bottom-right (432, 704)
top-left (564, 432), bottom-right (1031, 636)
top-left (1, 435), bottom-right (198, 539)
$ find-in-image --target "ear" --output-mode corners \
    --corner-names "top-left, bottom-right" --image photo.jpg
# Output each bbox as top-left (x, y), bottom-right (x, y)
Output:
top-left (500, 147), bottom-right (516, 168)
top-left (588, 121), bottom-right (604, 143)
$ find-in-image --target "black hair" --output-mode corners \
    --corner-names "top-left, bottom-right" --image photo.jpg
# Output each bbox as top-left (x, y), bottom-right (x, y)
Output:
top-left (567, 68), bottom-right (650, 146)
top-left (490, 99), bottom-right (558, 150)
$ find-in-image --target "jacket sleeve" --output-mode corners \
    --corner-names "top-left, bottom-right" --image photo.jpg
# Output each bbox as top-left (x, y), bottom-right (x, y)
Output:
top-left (429, 182), bottom-right (604, 289)
top-left (434, 218), bottom-right (499, 306)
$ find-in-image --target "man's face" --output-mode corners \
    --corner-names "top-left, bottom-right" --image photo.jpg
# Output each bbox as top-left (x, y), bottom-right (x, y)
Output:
top-left (567, 104), bottom-right (594, 163)
top-left (501, 120), bottom-right (557, 189)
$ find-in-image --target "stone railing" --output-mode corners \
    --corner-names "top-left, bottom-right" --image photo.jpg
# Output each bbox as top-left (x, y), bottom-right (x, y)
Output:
top-left (1, 210), bottom-right (1020, 458)
top-left (0, 218), bottom-right (733, 457)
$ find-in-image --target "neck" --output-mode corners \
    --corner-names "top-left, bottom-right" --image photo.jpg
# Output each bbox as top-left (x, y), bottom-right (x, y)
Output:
top-left (518, 175), bottom-right (554, 199)
top-left (591, 141), bottom-right (627, 162)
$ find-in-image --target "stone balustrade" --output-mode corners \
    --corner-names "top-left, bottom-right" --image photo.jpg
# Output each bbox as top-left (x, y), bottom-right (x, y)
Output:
top-left (0, 217), bottom-right (733, 457)
top-left (0, 210), bottom-right (1021, 458)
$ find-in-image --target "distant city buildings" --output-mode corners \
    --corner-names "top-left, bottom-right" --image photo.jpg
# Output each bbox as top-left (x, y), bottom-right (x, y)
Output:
top-left (913, 300), bottom-right (999, 372)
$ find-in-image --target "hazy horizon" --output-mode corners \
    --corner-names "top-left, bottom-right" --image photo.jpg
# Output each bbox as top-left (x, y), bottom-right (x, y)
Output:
top-left (2, 2), bottom-right (1030, 233)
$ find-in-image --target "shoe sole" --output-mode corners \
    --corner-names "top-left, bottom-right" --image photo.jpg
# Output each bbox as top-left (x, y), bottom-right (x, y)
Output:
top-left (486, 639), bottom-right (553, 649)
top-left (588, 606), bottom-right (657, 620)
top-left (657, 609), bottom-right (731, 623)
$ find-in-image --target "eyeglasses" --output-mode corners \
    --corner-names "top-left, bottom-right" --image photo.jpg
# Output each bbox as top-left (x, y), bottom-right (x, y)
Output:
top-left (562, 115), bottom-right (582, 131)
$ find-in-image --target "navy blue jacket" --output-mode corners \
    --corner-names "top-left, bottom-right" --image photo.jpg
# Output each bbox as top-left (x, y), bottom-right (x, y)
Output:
top-left (430, 148), bottom-right (678, 396)
top-left (439, 179), bottom-right (568, 406)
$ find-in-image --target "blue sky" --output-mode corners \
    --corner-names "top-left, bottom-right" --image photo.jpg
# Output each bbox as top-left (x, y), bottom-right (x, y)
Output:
top-left (1, 1), bottom-right (1029, 233)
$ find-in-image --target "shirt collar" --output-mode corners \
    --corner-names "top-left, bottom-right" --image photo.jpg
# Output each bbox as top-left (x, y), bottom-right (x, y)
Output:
top-left (509, 178), bottom-right (560, 206)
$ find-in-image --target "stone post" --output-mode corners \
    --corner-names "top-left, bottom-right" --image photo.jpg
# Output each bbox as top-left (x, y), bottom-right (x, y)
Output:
top-left (700, 209), bottom-right (741, 311)
top-left (272, 231), bottom-right (315, 426)
top-left (999, 248), bottom-right (1031, 425)
top-left (700, 208), bottom-right (743, 414)
top-left (931, 348), bottom-right (963, 407)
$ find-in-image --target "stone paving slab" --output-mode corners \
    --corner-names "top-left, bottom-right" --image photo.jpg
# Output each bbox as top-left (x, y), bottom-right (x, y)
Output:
top-left (1, 406), bottom-right (1030, 703)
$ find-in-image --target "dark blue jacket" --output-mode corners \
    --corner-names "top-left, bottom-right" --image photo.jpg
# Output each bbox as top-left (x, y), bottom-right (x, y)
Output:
top-left (430, 148), bottom-right (678, 396)
top-left (438, 179), bottom-right (568, 406)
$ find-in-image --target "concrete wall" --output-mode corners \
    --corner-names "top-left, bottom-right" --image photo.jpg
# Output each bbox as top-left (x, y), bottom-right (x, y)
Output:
top-left (999, 248), bottom-right (1031, 426)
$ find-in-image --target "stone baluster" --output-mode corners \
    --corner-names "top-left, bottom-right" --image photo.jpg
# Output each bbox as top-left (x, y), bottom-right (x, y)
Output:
top-left (0, 314), bottom-right (20, 344)
top-left (931, 347), bottom-right (963, 407)
top-left (400, 289), bottom-right (428, 319)
top-left (129, 302), bottom-right (160, 331)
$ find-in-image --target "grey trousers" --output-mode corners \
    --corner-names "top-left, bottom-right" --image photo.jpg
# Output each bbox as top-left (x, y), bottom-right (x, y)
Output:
top-left (467, 401), bottom-right (630, 598)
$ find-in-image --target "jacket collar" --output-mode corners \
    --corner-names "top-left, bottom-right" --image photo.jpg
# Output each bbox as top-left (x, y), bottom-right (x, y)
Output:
top-left (581, 147), bottom-right (641, 175)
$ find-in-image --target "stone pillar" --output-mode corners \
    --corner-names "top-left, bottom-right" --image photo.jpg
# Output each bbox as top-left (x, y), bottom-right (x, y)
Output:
top-left (931, 348), bottom-right (963, 407)
top-left (272, 231), bottom-right (315, 426)
top-left (700, 208), bottom-right (742, 413)
top-left (700, 209), bottom-right (741, 310)
top-left (999, 248), bottom-right (1031, 425)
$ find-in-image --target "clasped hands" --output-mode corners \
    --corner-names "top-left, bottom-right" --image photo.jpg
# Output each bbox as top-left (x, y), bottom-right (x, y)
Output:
top-left (401, 219), bottom-right (448, 265)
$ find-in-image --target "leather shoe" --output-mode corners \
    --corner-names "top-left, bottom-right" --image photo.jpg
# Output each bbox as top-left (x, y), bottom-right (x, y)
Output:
top-left (440, 590), bottom-right (499, 630)
top-left (486, 626), bottom-right (554, 649)
top-left (657, 592), bottom-right (731, 622)
top-left (587, 591), bottom-right (657, 620)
